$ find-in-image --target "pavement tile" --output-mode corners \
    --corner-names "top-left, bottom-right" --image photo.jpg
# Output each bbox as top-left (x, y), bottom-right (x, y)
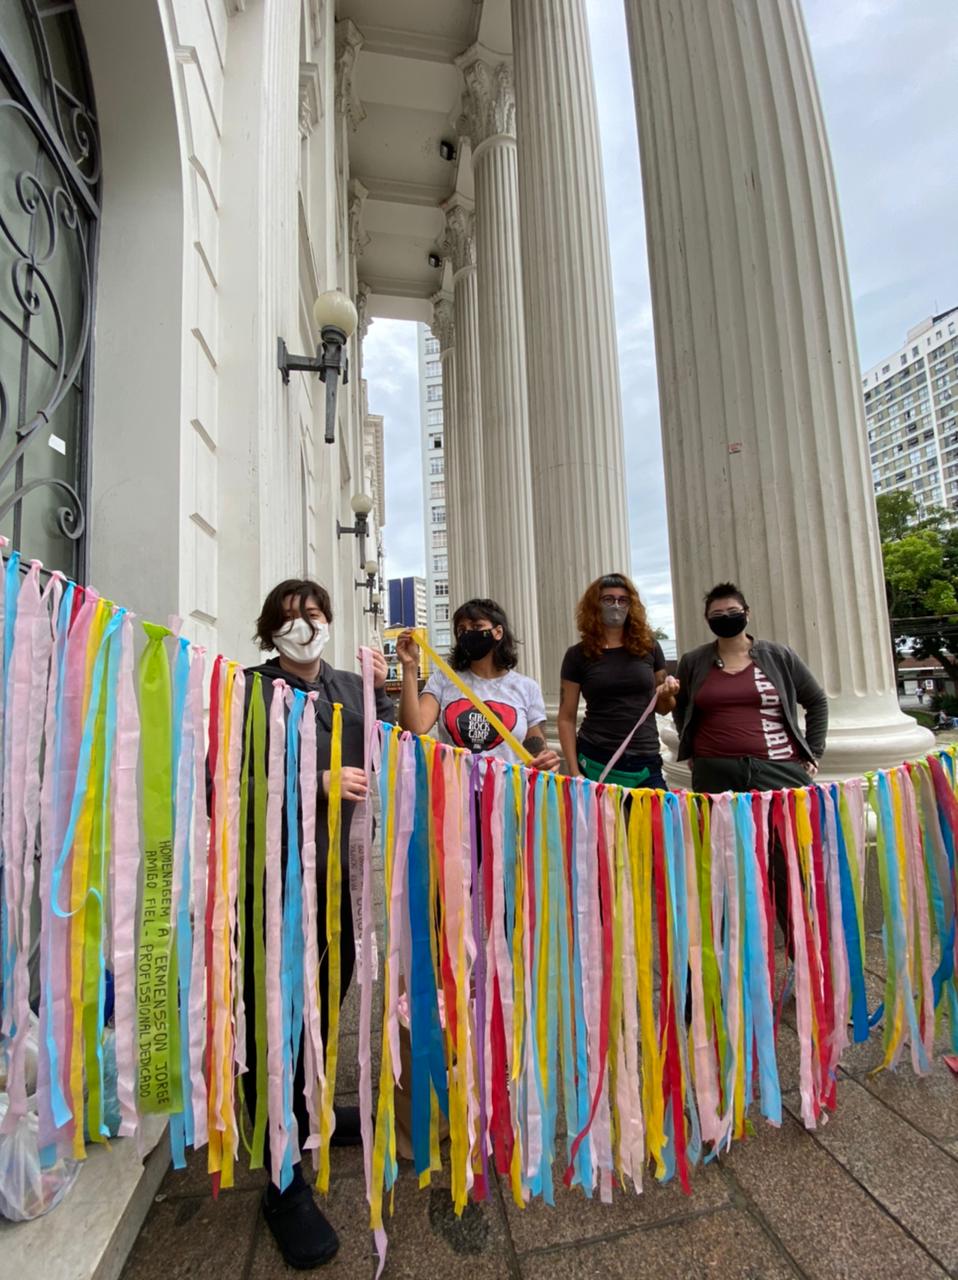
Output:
top-left (158, 1141), bottom-right (268, 1198)
top-left (519, 1206), bottom-right (792, 1279)
top-left (785, 1077), bottom-right (958, 1273)
top-left (120, 1189), bottom-right (260, 1280)
top-left (246, 1175), bottom-right (375, 1279)
top-left (501, 1158), bottom-right (729, 1254)
top-left (373, 1167), bottom-right (515, 1278)
top-left (723, 1109), bottom-right (948, 1279)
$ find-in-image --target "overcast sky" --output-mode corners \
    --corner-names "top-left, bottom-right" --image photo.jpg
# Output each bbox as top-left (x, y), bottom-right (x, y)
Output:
top-left (364, 0), bottom-right (958, 640)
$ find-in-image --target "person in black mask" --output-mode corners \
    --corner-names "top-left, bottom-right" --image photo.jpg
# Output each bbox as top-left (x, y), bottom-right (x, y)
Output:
top-left (673, 581), bottom-right (828, 795)
top-left (673, 582), bottom-right (828, 960)
top-left (396, 598), bottom-right (559, 769)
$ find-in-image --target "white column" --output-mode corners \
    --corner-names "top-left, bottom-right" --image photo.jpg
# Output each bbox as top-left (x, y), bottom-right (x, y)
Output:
top-left (625, 0), bottom-right (931, 775)
top-left (458, 48), bottom-right (541, 681)
top-left (441, 196), bottom-right (488, 603)
top-left (430, 291), bottom-right (461, 613)
top-left (511, 0), bottom-right (631, 706)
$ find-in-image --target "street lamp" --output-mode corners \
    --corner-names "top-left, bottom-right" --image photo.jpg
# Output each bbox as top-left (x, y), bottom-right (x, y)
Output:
top-left (364, 589), bottom-right (382, 623)
top-left (337, 492), bottom-right (373, 568)
top-left (277, 289), bottom-right (358, 444)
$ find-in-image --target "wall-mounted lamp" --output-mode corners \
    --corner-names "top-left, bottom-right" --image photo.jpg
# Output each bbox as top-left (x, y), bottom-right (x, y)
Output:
top-left (364, 589), bottom-right (382, 623)
top-left (277, 289), bottom-right (358, 445)
top-left (337, 491), bottom-right (373, 568)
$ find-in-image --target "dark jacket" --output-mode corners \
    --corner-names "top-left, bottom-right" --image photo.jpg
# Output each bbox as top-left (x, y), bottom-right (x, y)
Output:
top-left (243, 659), bottom-right (396, 878)
top-left (672, 638), bottom-right (828, 764)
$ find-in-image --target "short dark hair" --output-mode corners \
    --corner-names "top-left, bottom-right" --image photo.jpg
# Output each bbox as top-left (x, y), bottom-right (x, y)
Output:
top-left (255, 578), bottom-right (333, 650)
top-left (704, 581), bottom-right (749, 614)
top-left (451, 598), bottom-right (519, 671)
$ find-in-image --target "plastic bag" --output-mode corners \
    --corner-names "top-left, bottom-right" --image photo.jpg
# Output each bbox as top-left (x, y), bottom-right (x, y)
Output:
top-left (0, 1094), bottom-right (80, 1221)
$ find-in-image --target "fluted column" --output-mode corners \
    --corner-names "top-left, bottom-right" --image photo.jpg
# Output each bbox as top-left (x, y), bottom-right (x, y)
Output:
top-left (458, 47), bottom-right (540, 681)
top-left (625, 0), bottom-right (931, 775)
top-left (430, 291), bottom-right (463, 609)
top-left (512, 1), bottom-right (631, 706)
top-left (441, 196), bottom-right (488, 602)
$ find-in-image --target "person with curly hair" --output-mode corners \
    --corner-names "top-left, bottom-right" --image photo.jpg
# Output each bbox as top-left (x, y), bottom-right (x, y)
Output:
top-left (558, 573), bottom-right (679, 788)
top-left (396, 597), bottom-right (559, 770)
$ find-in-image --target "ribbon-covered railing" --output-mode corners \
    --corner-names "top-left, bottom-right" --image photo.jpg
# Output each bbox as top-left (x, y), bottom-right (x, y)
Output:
top-left (1, 555), bottom-right (957, 1273)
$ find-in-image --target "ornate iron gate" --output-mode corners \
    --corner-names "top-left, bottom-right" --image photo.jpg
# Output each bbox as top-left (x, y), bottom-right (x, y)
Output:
top-left (0, 0), bottom-right (99, 578)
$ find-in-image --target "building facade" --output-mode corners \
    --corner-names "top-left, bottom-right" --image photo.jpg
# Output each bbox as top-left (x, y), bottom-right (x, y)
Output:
top-left (863, 307), bottom-right (958, 515)
top-left (1, 0), bottom-right (386, 679)
top-left (387, 574), bottom-right (427, 630)
top-left (417, 324), bottom-right (451, 651)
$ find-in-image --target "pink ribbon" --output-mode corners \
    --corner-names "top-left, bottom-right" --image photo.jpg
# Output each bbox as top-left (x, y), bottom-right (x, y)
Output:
top-left (36, 574), bottom-right (65, 1147)
top-left (597, 688), bottom-right (660, 785)
top-left (110, 612), bottom-right (142, 1139)
top-left (187, 647), bottom-right (209, 1145)
top-left (2, 562), bottom-right (50, 1133)
top-left (299, 691), bottom-right (324, 1154)
top-left (265, 678), bottom-right (289, 1184)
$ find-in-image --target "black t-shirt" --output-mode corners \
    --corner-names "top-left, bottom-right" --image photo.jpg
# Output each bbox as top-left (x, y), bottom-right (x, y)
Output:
top-left (560, 641), bottom-right (665, 757)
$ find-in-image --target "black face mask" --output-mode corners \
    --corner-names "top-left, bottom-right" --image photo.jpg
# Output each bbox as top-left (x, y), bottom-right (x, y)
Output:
top-left (708, 613), bottom-right (748, 639)
top-left (456, 629), bottom-right (497, 662)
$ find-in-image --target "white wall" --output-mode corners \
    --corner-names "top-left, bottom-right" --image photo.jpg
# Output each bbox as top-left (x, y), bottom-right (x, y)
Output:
top-left (80, 0), bottom-right (384, 667)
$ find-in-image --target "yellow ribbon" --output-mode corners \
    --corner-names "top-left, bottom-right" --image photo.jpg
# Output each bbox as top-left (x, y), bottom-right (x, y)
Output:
top-left (412, 629), bottom-right (533, 765)
top-left (318, 701), bottom-right (343, 1192)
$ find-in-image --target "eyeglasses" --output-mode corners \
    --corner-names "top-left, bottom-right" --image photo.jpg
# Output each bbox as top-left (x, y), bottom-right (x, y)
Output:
top-left (600, 594), bottom-right (629, 606)
top-left (707, 609), bottom-right (746, 619)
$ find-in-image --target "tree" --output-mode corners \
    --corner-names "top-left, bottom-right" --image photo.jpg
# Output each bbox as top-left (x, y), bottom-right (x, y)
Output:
top-left (875, 492), bottom-right (958, 682)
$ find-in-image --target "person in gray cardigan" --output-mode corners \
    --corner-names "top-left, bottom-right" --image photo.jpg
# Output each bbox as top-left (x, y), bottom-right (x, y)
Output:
top-left (673, 581), bottom-right (828, 795)
top-left (673, 581), bottom-right (828, 951)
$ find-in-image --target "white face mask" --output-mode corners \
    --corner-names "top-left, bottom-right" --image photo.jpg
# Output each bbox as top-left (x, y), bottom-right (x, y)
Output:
top-left (273, 616), bottom-right (329, 664)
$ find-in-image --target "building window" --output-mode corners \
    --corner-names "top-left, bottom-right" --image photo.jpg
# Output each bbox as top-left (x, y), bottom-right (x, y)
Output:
top-left (431, 506), bottom-right (445, 525)
top-left (426, 383), bottom-right (442, 403)
top-left (436, 630), bottom-right (451, 648)
top-left (0, 0), bottom-right (99, 575)
top-left (433, 555), bottom-right (447, 573)
top-left (435, 604), bottom-right (449, 622)
top-left (424, 336), bottom-right (440, 355)
top-left (432, 529), bottom-right (446, 548)
top-left (429, 458), bottom-right (443, 475)
top-left (430, 480), bottom-right (445, 499)
top-left (427, 408), bottom-right (443, 427)
top-left (426, 360), bottom-right (441, 378)
top-left (435, 579), bottom-right (448, 597)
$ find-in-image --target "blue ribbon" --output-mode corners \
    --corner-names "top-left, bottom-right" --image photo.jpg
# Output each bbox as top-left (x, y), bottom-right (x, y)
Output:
top-left (0, 551), bottom-right (21, 1031)
top-left (408, 736), bottom-right (448, 1177)
top-left (736, 795), bottom-right (781, 1124)
top-left (276, 691), bottom-right (305, 1190)
top-left (169, 636), bottom-right (194, 1167)
top-left (830, 784), bottom-right (869, 1043)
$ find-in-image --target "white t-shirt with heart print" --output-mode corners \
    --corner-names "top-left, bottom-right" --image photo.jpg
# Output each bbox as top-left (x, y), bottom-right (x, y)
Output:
top-left (422, 667), bottom-right (547, 765)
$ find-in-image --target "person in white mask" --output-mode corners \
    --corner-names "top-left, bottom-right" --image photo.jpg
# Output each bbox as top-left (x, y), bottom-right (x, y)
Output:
top-left (242, 578), bottom-right (394, 1269)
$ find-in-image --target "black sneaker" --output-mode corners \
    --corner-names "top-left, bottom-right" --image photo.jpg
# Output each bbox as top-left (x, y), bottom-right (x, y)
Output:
top-left (331, 1104), bottom-right (362, 1147)
top-left (262, 1167), bottom-right (339, 1269)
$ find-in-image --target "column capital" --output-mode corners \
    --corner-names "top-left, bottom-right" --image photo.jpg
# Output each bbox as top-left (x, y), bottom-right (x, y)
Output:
top-left (348, 177), bottom-right (370, 258)
top-left (335, 18), bottom-right (366, 131)
top-left (456, 44), bottom-right (516, 153)
top-left (440, 195), bottom-right (476, 276)
top-left (299, 62), bottom-right (322, 138)
top-left (356, 281), bottom-right (372, 342)
top-left (430, 290), bottom-right (455, 352)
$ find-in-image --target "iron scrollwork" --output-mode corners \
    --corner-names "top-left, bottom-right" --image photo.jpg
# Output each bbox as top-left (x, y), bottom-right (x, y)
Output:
top-left (0, 0), bottom-right (99, 572)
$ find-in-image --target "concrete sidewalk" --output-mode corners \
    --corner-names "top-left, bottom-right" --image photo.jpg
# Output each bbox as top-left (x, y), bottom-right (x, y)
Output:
top-left (120, 929), bottom-right (958, 1280)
